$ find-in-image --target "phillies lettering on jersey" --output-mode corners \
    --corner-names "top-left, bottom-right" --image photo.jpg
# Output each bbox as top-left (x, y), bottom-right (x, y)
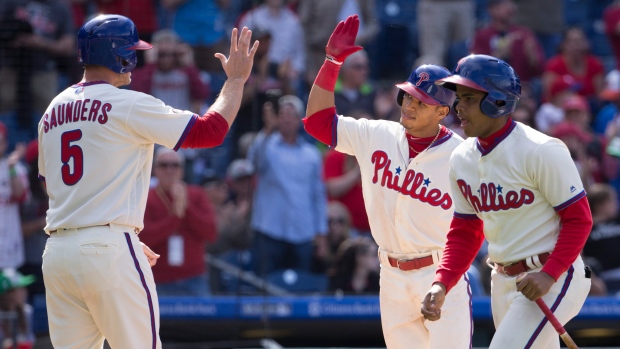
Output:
top-left (372, 151), bottom-right (451, 209)
top-left (456, 179), bottom-right (534, 212)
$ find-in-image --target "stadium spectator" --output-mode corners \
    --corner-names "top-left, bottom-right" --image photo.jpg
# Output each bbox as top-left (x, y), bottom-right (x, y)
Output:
top-left (18, 140), bottom-right (47, 302)
top-left (584, 183), bottom-right (620, 296)
top-left (207, 159), bottom-right (254, 255)
top-left (141, 148), bottom-right (218, 296)
top-left (328, 236), bottom-right (379, 294)
top-left (335, 50), bottom-right (377, 116)
top-left (0, 268), bottom-right (35, 349)
top-left (470, 0), bottom-right (545, 84)
top-left (0, 122), bottom-right (28, 270)
top-left (248, 95), bottom-right (327, 277)
top-left (95, 0), bottom-right (157, 43)
top-left (604, 0), bottom-right (620, 71)
top-left (131, 29), bottom-right (210, 115)
top-left (298, 0), bottom-right (378, 87)
top-left (162, 0), bottom-right (228, 74)
top-left (516, 0), bottom-right (564, 60)
top-left (238, 0), bottom-right (306, 97)
top-left (594, 69), bottom-right (620, 135)
top-left (416, 0), bottom-right (475, 66)
top-left (0, 0), bottom-right (75, 130)
top-left (313, 201), bottom-right (352, 274)
top-left (535, 75), bottom-right (580, 134)
top-left (542, 26), bottom-right (605, 104)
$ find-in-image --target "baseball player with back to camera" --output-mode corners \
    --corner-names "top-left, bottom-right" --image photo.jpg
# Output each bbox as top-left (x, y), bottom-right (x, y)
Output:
top-left (304, 15), bottom-right (474, 349)
top-left (38, 14), bottom-right (258, 349)
top-left (421, 54), bottom-right (592, 348)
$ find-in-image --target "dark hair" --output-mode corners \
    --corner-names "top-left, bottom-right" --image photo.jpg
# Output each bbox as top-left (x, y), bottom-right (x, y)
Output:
top-left (587, 183), bottom-right (614, 215)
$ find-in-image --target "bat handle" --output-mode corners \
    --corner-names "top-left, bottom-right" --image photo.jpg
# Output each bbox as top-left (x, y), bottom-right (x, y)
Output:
top-left (534, 298), bottom-right (565, 334)
top-left (535, 298), bottom-right (579, 349)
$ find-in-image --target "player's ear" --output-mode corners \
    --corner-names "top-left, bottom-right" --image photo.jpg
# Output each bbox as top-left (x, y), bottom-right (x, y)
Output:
top-left (437, 105), bottom-right (449, 118)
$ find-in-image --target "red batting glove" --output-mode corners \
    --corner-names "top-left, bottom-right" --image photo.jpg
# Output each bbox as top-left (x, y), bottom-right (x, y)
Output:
top-left (325, 14), bottom-right (363, 63)
top-left (314, 14), bottom-right (363, 92)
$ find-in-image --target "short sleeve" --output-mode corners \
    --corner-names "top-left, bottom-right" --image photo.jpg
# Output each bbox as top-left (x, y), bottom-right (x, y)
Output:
top-left (334, 116), bottom-right (375, 157)
top-left (529, 139), bottom-right (586, 210)
top-left (126, 94), bottom-right (196, 150)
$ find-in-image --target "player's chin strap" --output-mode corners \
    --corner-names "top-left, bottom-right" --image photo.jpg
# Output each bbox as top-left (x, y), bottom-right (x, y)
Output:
top-left (314, 56), bottom-right (343, 92)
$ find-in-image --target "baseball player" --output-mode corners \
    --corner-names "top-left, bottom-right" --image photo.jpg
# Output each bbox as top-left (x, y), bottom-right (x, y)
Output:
top-left (38, 15), bottom-right (258, 349)
top-left (304, 15), bottom-right (473, 349)
top-left (421, 54), bottom-right (592, 348)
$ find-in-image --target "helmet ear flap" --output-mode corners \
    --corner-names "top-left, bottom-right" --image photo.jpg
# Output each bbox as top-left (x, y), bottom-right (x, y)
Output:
top-left (396, 89), bottom-right (405, 107)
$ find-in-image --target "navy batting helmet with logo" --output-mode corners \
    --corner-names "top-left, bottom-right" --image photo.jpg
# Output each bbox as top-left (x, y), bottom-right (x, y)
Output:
top-left (436, 54), bottom-right (521, 118)
top-left (396, 64), bottom-right (457, 108)
top-left (78, 14), bottom-right (152, 74)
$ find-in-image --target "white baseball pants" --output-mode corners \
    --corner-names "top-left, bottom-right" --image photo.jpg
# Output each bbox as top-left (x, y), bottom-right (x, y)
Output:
top-left (42, 225), bottom-right (161, 349)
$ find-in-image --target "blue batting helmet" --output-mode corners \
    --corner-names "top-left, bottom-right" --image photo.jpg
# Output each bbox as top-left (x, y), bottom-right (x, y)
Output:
top-left (78, 14), bottom-right (152, 74)
top-left (396, 65), bottom-right (457, 108)
top-left (437, 54), bottom-right (521, 118)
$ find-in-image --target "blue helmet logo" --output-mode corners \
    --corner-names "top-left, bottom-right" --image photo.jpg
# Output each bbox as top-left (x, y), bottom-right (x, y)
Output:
top-left (396, 65), bottom-right (457, 107)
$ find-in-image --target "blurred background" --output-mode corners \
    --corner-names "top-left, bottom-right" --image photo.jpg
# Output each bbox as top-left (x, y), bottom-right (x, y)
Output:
top-left (2, 0), bottom-right (620, 348)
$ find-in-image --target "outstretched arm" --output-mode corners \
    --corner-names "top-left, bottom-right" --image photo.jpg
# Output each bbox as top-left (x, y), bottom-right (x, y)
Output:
top-left (306, 15), bottom-right (362, 117)
top-left (304, 15), bottom-right (362, 145)
top-left (180, 27), bottom-right (259, 149)
top-left (210, 27), bottom-right (259, 127)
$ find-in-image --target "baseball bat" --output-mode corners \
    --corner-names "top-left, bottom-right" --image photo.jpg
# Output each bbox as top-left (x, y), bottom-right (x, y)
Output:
top-left (516, 273), bottom-right (579, 349)
top-left (534, 298), bottom-right (578, 349)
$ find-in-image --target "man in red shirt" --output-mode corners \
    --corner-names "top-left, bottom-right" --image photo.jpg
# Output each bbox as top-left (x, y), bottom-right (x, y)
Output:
top-left (141, 148), bottom-right (218, 296)
top-left (470, 0), bottom-right (545, 83)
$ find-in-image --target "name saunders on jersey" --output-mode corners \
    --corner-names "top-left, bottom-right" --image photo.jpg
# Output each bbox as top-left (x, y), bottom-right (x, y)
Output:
top-left (43, 99), bottom-right (111, 133)
top-left (371, 150), bottom-right (452, 210)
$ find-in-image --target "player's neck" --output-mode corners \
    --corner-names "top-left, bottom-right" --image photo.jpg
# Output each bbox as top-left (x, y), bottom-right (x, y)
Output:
top-left (406, 124), bottom-right (441, 139)
top-left (83, 67), bottom-right (124, 87)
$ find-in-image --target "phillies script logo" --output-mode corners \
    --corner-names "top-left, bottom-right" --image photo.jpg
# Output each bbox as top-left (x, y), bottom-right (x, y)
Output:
top-left (371, 151), bottom-right (451, 209)
top-left (416, 72), bottom-right (430, 86)
top-left (457, 179), bottom-right (534, 213)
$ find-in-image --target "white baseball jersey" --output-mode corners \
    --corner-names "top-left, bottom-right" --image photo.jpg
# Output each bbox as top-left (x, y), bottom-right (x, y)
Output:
top-left (38, 81), bottom-right (196, 232)
top-left (335, 116), bottom-right (463, 254)
top-left (335, 115), bottom-right (473, 349)
top-left (449, 120), bottom-right (585, 264)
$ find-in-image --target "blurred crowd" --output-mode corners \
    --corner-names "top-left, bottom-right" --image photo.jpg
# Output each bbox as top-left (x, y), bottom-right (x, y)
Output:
top-left (3, 0), bottom-right (620, 342)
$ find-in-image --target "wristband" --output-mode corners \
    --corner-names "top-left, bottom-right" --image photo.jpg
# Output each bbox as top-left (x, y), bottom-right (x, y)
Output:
top-left (314, 58), bottom-right (342, 92)
top-left (9, 167), bottom-right (17, 178)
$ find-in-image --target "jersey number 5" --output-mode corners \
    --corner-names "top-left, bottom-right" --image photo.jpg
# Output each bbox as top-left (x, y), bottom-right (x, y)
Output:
top-left (61, 129), bottom-right (83, 185)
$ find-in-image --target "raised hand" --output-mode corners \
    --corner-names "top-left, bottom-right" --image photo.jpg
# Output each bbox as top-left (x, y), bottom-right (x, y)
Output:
top-left (325, 14), bottom-right (363, 63)
top-left (215, 27), bottom-right (259, 82)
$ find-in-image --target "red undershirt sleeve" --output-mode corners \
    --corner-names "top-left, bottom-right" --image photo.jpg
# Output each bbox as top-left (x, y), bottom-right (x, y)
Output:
top-left (434, 215), bottom-right (485, 293)
top-left (302, 107), bottom-right (338, 147)
top-left (180, 111), bottom-right (229, 149)
top-left (542, 196), bottom-right (592, 280)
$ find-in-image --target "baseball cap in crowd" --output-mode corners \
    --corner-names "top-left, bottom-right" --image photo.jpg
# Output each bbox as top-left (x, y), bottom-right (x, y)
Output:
top-left (24, 140), bottom-right (38, 164)
top-left (561, 95), bottom-right (589, 113)
top-left (551, 121), bottom-right (592, 143)
top-left (0, 268), bottom-right (35, 294)
top-left (227, 159), bottom-right (255, 180)
top-left (549, 75), bottom-right (579, 100)
top-left (600, 69), bottom-right (620, 101)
